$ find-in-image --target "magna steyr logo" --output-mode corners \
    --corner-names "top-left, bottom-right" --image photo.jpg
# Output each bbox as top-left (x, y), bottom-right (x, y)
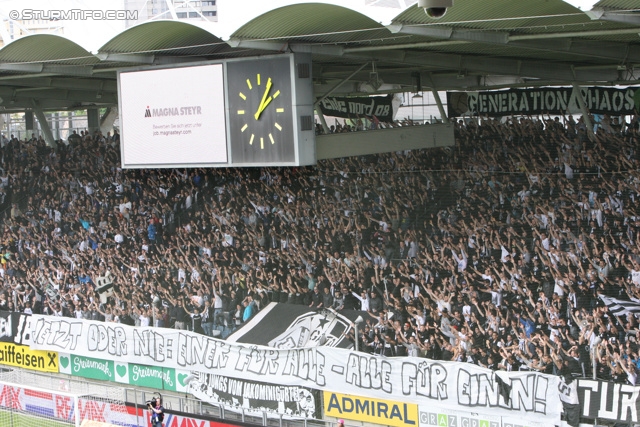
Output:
top-left (145, 105), bottom-right (202, 118)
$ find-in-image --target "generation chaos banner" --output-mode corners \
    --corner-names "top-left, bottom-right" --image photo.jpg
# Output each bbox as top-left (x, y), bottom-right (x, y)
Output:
top-left (447, 86), bottom-right (640, 117)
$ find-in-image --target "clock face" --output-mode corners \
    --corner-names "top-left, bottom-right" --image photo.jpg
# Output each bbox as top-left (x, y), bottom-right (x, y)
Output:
top-left (227, 57), bottom-right (295, 164)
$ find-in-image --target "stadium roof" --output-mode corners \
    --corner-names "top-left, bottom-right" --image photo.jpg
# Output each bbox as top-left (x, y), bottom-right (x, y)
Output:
top-left (0, 0), bottom-right (638, 112)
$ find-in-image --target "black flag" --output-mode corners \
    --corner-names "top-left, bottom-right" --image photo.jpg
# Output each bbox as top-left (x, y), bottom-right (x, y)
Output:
top-left (494, 374), bottom-right (511, 405)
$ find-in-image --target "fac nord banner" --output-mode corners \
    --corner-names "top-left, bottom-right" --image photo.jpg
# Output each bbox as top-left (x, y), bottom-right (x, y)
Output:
top-left (324, 391), bottom-right (418, 427)
top-left (27, 315), bottom-right (562, 425)
top-left (317, 95), bottom-right (394, 122)
top-left (447, 86), bottom-right (640, 117)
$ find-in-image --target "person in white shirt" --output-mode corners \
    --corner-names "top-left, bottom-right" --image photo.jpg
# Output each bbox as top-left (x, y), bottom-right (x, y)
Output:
top-left (351, 290), bottom-right (370, 312)
top-left (139, 308), bottom-right (151, 327)
top-left (451, 245), bottom-right (467, 272)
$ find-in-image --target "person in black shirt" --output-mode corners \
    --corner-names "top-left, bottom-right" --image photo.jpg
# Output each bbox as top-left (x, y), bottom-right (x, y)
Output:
top-left (381, 332), bottom-right (397, 357)
top-left (475, 347), bottom-right (489, 368)
top-left (369, 290), bottom-right (383, 314)
top-left (416, 324), bottom-right (430, 344)
top-left (609, 362), bottom-right (627, 384)
top-left (341, 287), bottom-right (360, 311)
top-left (562, 346), bottom-right (584, 377)
top-left (185, 303), bottom-right (204, 334)
top-left (421, 337), bottom-right (440, 360)
top-left (309, 287), bottom-right (322, 308)
top-left (170, 299), bottom-right (188, 330)
top-left (441, 341), bottom-right (454, 361)
top-left (321, 286), bottom-right (334, 308)
top-left (148, 397), bottom-right (165, 427)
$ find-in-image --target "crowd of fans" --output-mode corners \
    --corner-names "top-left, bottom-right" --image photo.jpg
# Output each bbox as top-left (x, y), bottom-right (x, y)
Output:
top-left (315, 115), bottom-right (427, 134)
top-left (0, 112), bottom-right (639, 387)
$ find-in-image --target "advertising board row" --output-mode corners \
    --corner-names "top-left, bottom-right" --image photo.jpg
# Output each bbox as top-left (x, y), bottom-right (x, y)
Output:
top-left (0, 381), bottom-right (247, 427)
top-left (322, 391), bottom-right (547, 427)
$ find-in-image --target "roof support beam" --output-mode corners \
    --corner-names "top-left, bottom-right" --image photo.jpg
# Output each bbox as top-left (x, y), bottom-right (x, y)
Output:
top-left (509, 38), bottom-right (640, 63)
top-left (44, 65), bottom-right (94, 76)
top-left (587, 8), bottom-right (640, 26)
top-left (389, 24), bottom-right (640, 43)
top-left (154, 56), bottom-right (211, 64)
top-left (32, 100), bottom-right (56, 147)
top-left (0, 77), bottom-right (117, 92)
top-left (313, 47), bottom-right (628, 89)
top-left (290, 44), bottom-right (344, 56)
top-left (227, 39), bottom-right (345, 56)
top-left (96, 53), bottom-right (155, 64)
top-left (423, 74), bottom-right (449, 124)
top-left (0, 100), bottom-right (111, 112)
top-left (387, 24), bottom-right (509, 44)
top-left (0, 73), bottom-right (60, 81)
top-left (0, 87), bottom-right (117, 103)
top-left (342, 49), bottom-right (621, 83)
top-left (0, 64), bottom-right (44, 73)
top-left (314, 63), bottom-right (370, 98)
top-left (100, 106), bottom-right (118, 135)
top-left (388, 23), bottom-right (640, 63)
top-left (315, 62), bottom-right (370, 133)
top-left (508, 28), bottom-right (640, 40)
top-left (227, 39), bottom-right (289, 51)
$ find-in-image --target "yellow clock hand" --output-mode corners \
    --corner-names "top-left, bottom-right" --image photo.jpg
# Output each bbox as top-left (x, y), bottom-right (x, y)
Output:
top-left (257, 96), bottom-right (273, 119)
top-left (254, 78), bottom-right (273, 120)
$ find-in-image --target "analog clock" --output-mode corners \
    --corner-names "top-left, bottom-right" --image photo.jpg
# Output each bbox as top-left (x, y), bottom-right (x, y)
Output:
top-left (227, 57), bottom-right (296, 164)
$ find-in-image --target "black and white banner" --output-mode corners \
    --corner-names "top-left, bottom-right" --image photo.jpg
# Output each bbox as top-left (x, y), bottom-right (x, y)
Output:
top-left (578, 379), bottom-right (640, 423)
top-left (318, 95), bottom-right (394, 122)
top-left (558, 377), bottom-right (579, 406)
top-left (12, 311), bottom-right (640, 426)
top-left (447, 86), bottom-right (640, 117)
top-left (558, 377), bottom-right (580, 427)
top-left (26, 315), bottom-right (562, 424)
top-left (227, 303), bottom-right (366, 349)
top-left (188, 372), bottom-right (319, 419)
top-left (0, 311), bottom-right (33, 345)
top-left (599, 295), bottom-right (640, 316)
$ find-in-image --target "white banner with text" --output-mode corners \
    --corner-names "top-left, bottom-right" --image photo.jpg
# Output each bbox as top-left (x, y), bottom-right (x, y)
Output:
top-left (27, 315), bottom-right (561, 424)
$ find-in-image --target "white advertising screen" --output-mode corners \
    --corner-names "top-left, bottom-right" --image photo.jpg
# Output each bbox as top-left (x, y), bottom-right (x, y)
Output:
top-left (118, 64), bottom-right (228, 168)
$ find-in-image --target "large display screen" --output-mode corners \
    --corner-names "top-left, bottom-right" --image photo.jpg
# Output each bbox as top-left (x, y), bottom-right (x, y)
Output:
top-left (118, 64), bottom-right (228, 168)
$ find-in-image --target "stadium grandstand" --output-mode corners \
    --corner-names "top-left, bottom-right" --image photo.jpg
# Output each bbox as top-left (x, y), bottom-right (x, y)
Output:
top-left (0, 1), bottom-right (638, 427)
